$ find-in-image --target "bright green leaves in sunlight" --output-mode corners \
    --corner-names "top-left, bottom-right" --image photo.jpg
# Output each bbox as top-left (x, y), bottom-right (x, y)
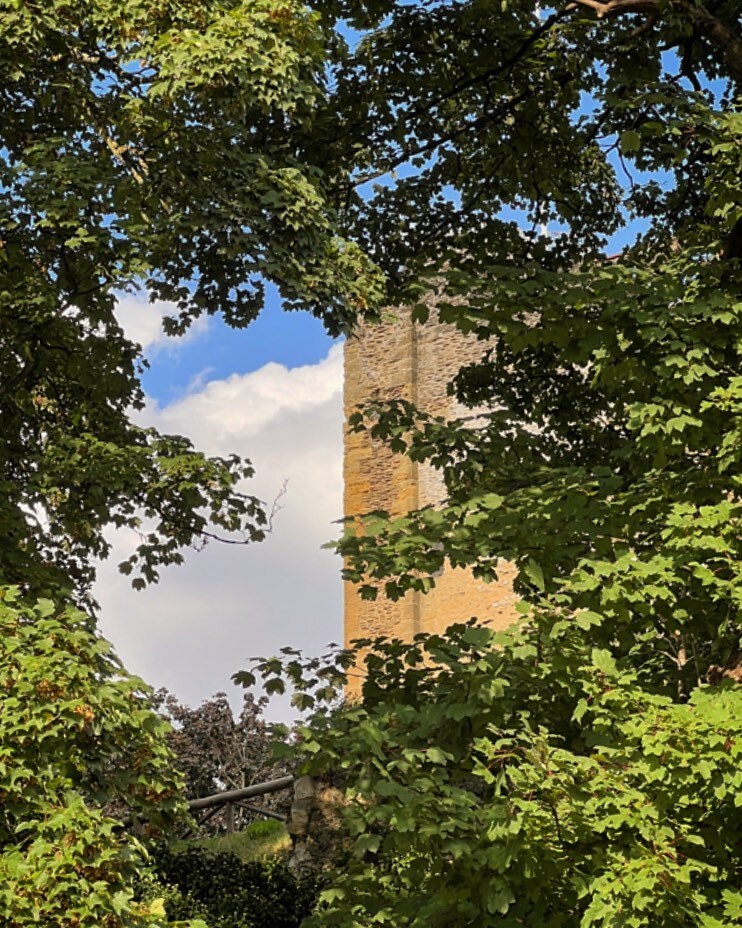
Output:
top-left (0, 587), bottom-right (194, 927)
top-left (239, 1), bottom-right (742, 926)
top-left (243, 623), bottom-right (742, 928)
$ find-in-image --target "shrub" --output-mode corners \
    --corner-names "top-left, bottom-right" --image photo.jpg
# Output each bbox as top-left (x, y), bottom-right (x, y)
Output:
top-left (0, 588), bottom-right (194, 927)
top-left (245, 627), bottom-right (742, 928)
top-left (154, 845), bottom-right (319, 928)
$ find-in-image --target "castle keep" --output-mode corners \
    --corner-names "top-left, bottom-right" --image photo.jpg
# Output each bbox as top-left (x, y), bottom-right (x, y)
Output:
top-left (343, 311), bottom-right (518, 649)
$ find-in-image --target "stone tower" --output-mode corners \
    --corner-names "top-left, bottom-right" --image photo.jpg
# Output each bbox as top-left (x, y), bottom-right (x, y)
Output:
top-left (343, 310), bottom-right (517, 651)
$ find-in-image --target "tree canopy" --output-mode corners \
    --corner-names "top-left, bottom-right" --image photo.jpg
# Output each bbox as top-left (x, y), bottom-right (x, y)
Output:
top-left (240, 1), bottom-right (742, 926)
top-left (1, 0), bottom-right (382, 596)
top-left (327, 2), bottom-right (742, 690)
top-left (154, 688), bottom-right (288, 829)
top-left (2, 0), bottom-right (742, 925)
top-left (0, 2), bottom-right (379, 925)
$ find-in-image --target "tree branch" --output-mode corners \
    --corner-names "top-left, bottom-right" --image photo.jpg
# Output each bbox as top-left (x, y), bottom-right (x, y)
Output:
top-left (567, 0), bottom-right (656, 15)
top-left (566, 0), bottom-right (742, 80)
top-left (686, 1), bottom-right (742, 79)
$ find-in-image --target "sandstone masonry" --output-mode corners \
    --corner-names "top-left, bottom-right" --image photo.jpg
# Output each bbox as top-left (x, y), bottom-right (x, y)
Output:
top-left (343, 310), bottom-right (518, 681)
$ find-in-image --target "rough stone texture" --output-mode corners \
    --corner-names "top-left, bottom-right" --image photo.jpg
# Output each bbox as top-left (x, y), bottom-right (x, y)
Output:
top-left (287, 776), bottom-right (349, 876)
top-left (343, 309), bottom-right (518, 692)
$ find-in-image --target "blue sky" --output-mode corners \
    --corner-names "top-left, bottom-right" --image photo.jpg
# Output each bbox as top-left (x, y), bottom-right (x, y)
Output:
top-left (141, 286), bottom-right (338, 405)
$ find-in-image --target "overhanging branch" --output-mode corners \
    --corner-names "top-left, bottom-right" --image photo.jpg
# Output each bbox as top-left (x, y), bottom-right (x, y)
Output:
top-left (566, 0), bottom-right (742, 80)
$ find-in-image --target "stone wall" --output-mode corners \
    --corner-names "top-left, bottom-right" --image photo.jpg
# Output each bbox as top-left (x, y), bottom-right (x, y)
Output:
top-left (287, 775), bottom-right (348, 876)
top-left (343, 309), bottom-right (518, 690)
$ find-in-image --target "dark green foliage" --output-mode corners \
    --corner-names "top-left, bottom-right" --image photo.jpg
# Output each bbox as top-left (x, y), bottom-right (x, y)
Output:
top-left (236, 1), bottom-right (742, 925)
top-left (0, 0), bottom-right (384, 597)
top-left (154, 845), bottom-right (320, 928)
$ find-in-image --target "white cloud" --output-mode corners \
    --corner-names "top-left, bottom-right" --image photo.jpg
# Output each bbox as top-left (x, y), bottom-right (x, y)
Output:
top-left (114, 293), bottom-right (209, 355)
top-left (95, 346), bottom-right (344, 721)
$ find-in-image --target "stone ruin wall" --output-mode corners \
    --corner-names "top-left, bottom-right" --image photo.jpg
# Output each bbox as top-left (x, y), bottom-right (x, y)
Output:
top-left (343, 309), bottom-right (518, 687)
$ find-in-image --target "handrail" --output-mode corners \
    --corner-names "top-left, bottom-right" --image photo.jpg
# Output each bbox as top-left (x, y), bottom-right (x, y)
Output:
top-left (123, 775), bottom-right (295, 833)
top-left (186, 776), bottom-right (294, 812)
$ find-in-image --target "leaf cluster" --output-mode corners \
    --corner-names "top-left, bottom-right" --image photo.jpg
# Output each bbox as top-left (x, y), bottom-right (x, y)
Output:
top-left (152, 844), bottom-right (320, 928)
top-left (244, 623), bottom-right (742, 928)
top-left (0, 0), bottom-right (385, 597)
top-left (0, 586), bottom-right (195, 927)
